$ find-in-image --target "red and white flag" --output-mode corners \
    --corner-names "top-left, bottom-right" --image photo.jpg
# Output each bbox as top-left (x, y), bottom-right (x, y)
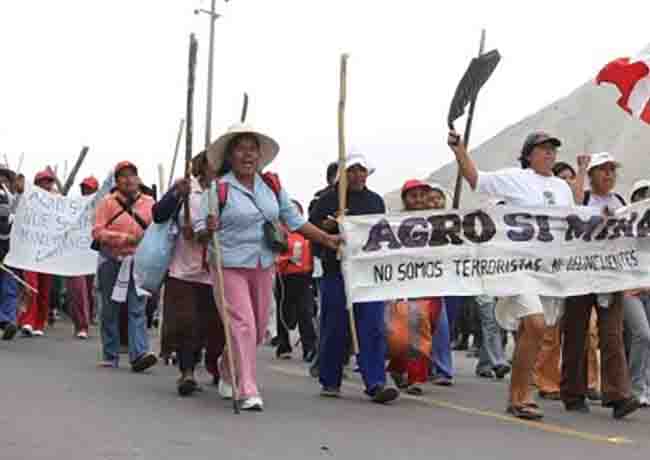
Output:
top-left (596, 55), bottom-right (650, 124)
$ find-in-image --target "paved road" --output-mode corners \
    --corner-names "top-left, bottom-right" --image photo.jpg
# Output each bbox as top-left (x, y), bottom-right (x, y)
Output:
top-left (2, 322), bottom-right (650, 460)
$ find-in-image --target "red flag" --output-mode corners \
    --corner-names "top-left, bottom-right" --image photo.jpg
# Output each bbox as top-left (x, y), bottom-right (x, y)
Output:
top-left (596, 56), bottom-right (650, 124)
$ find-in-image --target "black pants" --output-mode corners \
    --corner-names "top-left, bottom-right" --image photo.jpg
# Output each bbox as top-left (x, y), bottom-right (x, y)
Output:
top-left (275, 274), bottom-right (317, 353)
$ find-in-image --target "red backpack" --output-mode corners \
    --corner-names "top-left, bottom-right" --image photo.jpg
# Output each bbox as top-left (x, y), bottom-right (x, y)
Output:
top-left (217, 172), bottom-right (282, 213)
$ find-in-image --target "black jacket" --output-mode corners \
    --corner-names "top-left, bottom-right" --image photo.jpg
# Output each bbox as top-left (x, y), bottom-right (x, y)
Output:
top-left (309, 186), bottom-right (385, 275)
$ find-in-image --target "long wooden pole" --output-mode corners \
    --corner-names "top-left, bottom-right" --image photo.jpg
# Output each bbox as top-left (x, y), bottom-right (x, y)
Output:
top-left (208, 181), bottom-right (240, 414)
top-left (184, 35), bottom-right (198, 228)
top-left (62, 146), bottom-right (89, 195)
top-left (167, 119), bottom-right (185, 190)
top-left (452, 29), bottom-right (486, 209)
top-left (337, 53), bottom-right (359, 355)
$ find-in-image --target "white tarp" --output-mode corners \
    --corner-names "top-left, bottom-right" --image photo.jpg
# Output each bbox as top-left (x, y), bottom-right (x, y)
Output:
top-left (341, 203), bottom-right (650, 303)
top-left (5, 175), bottom-right (114, 276)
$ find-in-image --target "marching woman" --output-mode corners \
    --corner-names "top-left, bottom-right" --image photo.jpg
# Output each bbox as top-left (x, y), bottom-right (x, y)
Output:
top-left (19, 170), bottom-right (57, 337)
top-left (386, 180), bottom-right (443, 395)
top-left (202, 123), bottom-right (341, 411)
top-left (93, 161), bottom-right (158, 372)
top-left (154, 152), bottom-right (225, 396)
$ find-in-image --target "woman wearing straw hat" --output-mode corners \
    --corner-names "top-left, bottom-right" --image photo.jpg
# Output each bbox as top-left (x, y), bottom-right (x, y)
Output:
top-left (203, 123), bottom-right (341, 411)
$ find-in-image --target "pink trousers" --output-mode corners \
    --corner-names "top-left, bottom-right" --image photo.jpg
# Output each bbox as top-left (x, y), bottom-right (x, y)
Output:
top-left (217, 265), bottom-right (274, 399)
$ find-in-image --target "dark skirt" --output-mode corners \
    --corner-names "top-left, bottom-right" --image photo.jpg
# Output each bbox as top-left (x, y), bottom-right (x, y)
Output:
top-left (161, 277), bottom-right (225, 360)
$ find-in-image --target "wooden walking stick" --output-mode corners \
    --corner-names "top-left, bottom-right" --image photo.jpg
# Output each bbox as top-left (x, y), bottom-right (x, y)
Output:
top-left (184, 34), bottom-right (198, 229)
top-left (167, 119), bottom-right (185, 190)
top-left (337, 53), bottom-right (359, 354)
top-left (208, 182), bottom-right (240, 414)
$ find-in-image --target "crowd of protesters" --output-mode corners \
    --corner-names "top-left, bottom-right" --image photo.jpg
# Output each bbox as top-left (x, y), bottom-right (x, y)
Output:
top-left (1, 122), bottom-right (650, 420)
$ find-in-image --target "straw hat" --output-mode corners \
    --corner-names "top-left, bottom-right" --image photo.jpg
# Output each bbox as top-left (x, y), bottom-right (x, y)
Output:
top-left (207, 123), bottom-right (279, 172)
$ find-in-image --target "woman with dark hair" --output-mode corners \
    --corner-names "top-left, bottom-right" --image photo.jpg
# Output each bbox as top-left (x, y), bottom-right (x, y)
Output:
top-left (202, 124), bottom-right (341, 411)
top-left (155, 151), bottom-right (225, 396)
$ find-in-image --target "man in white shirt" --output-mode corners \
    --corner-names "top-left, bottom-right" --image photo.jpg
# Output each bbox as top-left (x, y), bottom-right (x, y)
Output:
top-left (448, 130), bottom-right (573, 420)
top-left (561, 152), bottom-right (640, 419)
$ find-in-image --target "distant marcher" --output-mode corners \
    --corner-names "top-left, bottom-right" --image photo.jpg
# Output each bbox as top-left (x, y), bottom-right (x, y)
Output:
top-left (93, 161), bottom-right (158, 372)
top-left (18, 170), bottom-right (58, 337)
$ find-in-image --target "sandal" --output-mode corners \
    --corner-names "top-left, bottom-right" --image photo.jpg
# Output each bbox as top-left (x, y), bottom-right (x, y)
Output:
top-left (506, 405), bottom-right (544, 420)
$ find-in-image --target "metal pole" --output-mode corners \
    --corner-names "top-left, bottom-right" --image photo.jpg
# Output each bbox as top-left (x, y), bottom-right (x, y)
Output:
top-left (452, 29), bottom-right (486, 209)
top-left (204, 0), bottom-right (217, 150)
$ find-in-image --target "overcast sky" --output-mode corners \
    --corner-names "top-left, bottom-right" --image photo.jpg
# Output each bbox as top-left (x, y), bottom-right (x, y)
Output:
top-left (1, 1), bottom-right (648, 205)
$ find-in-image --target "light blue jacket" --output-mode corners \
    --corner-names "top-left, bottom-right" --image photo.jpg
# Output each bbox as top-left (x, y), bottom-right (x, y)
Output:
top-left (200, 172), bottom-right (306, 269)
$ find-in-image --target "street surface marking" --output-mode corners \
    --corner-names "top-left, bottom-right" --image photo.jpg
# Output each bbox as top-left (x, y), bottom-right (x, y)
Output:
top-left (270, 364), bottom-right (634, 447)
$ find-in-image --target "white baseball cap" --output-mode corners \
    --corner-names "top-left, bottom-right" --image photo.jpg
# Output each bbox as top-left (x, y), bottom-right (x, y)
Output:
top-left (334, 151), bottom-right (375, 182)
top-left (630, 179), bottom-right (650, 201)
top-left (587, 152), bottom-right (621, 172)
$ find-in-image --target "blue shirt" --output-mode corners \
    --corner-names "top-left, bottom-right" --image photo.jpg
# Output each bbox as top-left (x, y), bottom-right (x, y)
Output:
top-left (200, 172), bottom-right (306, 269)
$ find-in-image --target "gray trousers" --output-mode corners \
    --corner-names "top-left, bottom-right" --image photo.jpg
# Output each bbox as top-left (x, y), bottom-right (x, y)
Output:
top-left (623, 294), bottom-right (650, 401)
top-left (476, 298), bottom-right (508, 373)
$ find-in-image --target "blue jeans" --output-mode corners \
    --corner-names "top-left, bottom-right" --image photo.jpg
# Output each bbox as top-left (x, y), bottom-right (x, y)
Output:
top-left (0, 272), bottom-right (17, 325)
top-left (319, 273), bottom-right (386, 391)
top-left (431, 301), bottom-right (454, 379)
top-left (98, 259), bottom-right (149, 365)
top-left (476, 298), bottom-right (507, 373)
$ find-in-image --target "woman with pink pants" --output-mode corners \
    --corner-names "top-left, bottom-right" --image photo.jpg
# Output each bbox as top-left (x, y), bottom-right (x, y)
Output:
top-left (202, 124), bottom-right (340, 411)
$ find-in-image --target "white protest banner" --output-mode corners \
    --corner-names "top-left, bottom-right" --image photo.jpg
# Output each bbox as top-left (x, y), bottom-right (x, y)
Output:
top-left (340, 202), bottom-right (650, 303)
top-left (5, 174), bottom-right (114, 276)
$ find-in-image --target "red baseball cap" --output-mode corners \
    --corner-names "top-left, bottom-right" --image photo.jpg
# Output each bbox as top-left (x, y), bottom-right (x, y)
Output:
top-left (80, 176), bottom-right (99, 191)
top-left (114, 161), bottom-right (138, 177)
top-left (401, 179), bottom-right (433, 198)
top-left (34, 169), bottom-right (56, 184)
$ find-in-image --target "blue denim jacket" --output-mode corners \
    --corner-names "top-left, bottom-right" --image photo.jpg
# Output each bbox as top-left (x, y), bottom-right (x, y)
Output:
top-left (200, 172), bottom-right (306, 269)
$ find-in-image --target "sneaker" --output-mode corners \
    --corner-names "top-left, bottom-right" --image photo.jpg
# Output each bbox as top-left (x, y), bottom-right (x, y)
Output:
top-left (639, 396), bottom-right (649, 408)
top-left (240, 396), bottom-right (264, 411)
top-left (493, 364), bottom-right (511, 380)
top-left (612, 397), bottom-right (641, 419)
top-left (21, 325), bottom-right (34, 337)
top-left (406, 385), bottom-right (423, 396)
top-left (433, 376), bottom-right (454, 387)
top-left (564, 399), bottom-right (590, 413)
top-left (32, 330), bottom-right (45, 337)
top-left (476, 369), bottom-right (495, 379)
top-left (367, 385), bottom-right (399, 404)
top-left (320, 386), bottom-right (341, 398)
top-left (77, 331), bottom-right (89, 340)
top-left (219, 379), bottom-right (234, 400)
top-left (2, 323), bottom-right (18, 341)
top-left (131, 352), bottom-right (158, 373)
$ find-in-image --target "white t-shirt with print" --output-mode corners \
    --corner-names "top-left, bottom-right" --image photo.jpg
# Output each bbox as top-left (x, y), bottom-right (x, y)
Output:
top-left (476, 167), bottom-right (574, 207)
top-left (475, 167), bottom-right (574, 329)
top-left (585, 192), bottom-right (625, 307)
